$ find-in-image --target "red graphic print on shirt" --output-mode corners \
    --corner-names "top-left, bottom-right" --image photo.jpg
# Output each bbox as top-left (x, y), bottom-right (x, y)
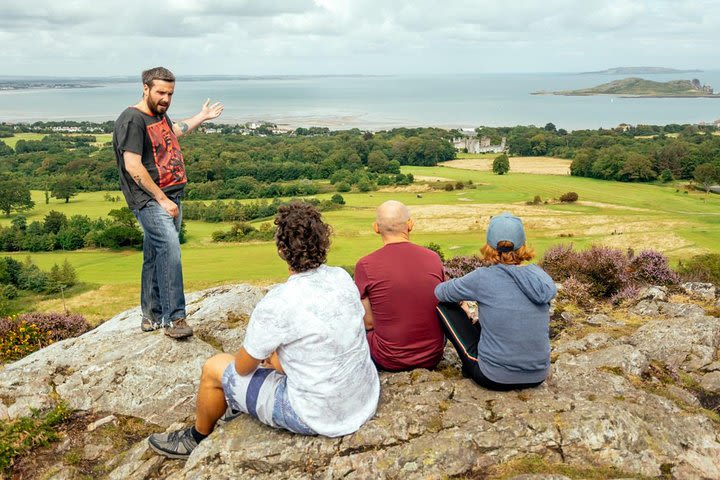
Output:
top-left (146, 117), bottom-right (187, 189)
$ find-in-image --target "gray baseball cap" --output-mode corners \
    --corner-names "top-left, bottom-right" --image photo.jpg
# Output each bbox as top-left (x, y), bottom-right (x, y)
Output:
top-left (486, 212), bottom-right (526, 251)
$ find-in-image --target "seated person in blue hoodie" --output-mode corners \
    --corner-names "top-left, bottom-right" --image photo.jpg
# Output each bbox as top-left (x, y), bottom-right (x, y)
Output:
top-left (434, 212), bottom-right (556, 391)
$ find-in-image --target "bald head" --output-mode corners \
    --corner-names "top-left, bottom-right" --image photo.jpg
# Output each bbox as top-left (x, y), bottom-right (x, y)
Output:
top-left (375, 200), bottom-right (411, 237)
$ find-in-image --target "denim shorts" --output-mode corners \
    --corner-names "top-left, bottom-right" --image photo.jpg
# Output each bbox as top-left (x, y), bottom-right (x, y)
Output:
top-left (221, 363), bottom-right (316, 435)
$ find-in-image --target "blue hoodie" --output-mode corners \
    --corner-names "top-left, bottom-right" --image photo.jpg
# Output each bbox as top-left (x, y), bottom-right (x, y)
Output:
top-left (435, 264), bottom-right (557, 384)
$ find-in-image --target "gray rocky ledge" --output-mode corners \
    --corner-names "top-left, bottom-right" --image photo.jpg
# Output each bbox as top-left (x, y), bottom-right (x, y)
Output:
top-left (1, 284), bottom-right (719, 479)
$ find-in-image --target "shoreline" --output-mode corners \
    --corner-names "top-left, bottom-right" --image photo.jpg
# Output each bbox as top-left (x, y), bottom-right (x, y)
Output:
top-left (532, 92), bottom-right (720, 98)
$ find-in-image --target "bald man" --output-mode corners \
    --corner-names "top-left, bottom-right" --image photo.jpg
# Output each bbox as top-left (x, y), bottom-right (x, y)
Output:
top-left (354, 201), bottom-right (445, 371)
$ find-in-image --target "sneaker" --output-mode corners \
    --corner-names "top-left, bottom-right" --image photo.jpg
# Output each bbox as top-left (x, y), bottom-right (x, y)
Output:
top-left (141, 317), bottom-right (160, 332)
top-left (216, 406), bottom-right (241, 426)
top-left (148, 427), bottom-right (198, 459)
top-left (164, 318), bottom-right (193, 339)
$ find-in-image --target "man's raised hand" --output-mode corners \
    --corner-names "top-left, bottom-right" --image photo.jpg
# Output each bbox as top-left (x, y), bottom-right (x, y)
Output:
top-left (201, 99), bottom-right (224, 120)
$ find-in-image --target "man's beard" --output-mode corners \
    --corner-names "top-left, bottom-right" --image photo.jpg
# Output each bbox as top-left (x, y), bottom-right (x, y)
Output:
top-left (147, 97), bottom-right (169, 116)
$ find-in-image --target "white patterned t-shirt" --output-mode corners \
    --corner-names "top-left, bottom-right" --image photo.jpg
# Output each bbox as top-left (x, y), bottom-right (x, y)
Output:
top-left (243, 265), bottom-right (380, 437)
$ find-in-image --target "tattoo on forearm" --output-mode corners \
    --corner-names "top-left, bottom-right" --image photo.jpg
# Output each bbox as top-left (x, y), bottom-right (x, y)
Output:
top-left (178, 122), bottom-right (189, 133)
top-left (133, 175), bottom-right (154, 196)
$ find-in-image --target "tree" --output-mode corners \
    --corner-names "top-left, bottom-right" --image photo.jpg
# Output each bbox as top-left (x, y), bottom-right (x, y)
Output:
top-left (51, 175), bottom-right (79, 203)
top-left (618, 153), bottom-right (656, 182)
top-left (367, 150), bottom-right (390, 173)
top-left (0, 176), bottom-right (34, 216)
top-left (493, 154), bottom-right (510, 175)
top-left (43, 210), bottom-right (68, 234)
top-left (693, 163), bottom-right (720, 194)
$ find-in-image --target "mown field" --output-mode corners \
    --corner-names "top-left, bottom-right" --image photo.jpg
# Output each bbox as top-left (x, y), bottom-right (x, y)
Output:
top-left (2, 160), bottom-right (719, 323)
top-left (1, 132), bottom-right (113, 148)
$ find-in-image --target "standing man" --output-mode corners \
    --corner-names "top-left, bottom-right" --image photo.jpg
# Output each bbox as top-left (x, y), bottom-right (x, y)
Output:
top-left (354, 200), bottom-right (446, 371)
top-left (113, 66), bottom-right (223, 339)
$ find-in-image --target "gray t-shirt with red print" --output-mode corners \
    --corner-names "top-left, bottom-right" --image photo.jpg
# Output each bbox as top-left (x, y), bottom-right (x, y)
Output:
top-left (113, 107), bottom-right (187, 210)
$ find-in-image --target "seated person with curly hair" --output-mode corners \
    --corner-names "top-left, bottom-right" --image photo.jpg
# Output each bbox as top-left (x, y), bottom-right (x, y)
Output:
top-left (148, 201), bottom-right (380, 459)
top-left (434, 212), bottom-right (557, 391)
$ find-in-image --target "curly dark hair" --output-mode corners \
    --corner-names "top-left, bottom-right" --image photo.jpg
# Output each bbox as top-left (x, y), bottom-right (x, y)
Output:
top-left (274, 201), bottom-right (331, 273)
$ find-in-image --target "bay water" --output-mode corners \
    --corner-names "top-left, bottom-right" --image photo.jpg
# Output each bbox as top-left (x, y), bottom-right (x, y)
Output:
top-left (2, 73), bottom-right (719, 130)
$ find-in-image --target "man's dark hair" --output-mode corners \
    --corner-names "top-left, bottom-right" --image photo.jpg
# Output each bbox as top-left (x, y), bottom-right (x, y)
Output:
top-left (142, 67), bottom-right (175, 87)
top-left (274, 201), bottom-right (330, 273)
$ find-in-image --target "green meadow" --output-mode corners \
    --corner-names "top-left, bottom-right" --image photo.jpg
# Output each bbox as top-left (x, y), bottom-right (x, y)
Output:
top-left (1, 132), bottom-right (113, 148)
top-left (2, 163), bottom-right (719, 322)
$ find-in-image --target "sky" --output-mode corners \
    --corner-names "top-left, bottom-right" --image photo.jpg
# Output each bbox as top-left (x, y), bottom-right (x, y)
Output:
top-left (1, 0), bottom-right (718, 77)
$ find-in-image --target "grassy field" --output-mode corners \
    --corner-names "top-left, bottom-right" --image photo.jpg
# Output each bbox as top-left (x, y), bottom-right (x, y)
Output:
top-left (2, 161), bottom-right (719, 323)
top-left (1, 132), bottom-right (113, 149)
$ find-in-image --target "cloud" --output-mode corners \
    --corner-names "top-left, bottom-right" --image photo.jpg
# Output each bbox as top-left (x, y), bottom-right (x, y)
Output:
top-left (0, 0), bottom-right (719, 75)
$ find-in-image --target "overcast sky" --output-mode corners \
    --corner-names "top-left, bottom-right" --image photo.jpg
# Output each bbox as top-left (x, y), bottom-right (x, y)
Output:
top-left (2, 0), bottom-right (717, 77)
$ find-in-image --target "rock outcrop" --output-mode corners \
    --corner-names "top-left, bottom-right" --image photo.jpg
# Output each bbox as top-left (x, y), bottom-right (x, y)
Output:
top-left (1, 284), bottom-right (719, 479)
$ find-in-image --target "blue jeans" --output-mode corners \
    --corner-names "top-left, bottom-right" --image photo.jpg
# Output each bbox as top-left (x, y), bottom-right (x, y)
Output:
top-left (133, 197), bottom-right (186, 325)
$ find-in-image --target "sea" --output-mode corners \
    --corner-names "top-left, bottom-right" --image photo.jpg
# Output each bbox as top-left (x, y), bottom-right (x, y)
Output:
top-left (2, 72), bottom-right (720, 131)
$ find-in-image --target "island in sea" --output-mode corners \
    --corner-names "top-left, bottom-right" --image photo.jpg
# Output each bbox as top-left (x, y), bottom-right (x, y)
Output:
top-left (533, 77), bottom-right (719, 98)
top-left (580, 66), bottom-right (703, 75)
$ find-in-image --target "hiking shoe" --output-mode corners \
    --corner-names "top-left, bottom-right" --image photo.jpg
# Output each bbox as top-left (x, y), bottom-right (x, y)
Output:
top-left (141, 317), bottom-right (160, 332)
top-left (216, 406), bottom-right (241, 426)
top-left (164, 318), bottom-right (193, 339)
top-left (148, 427), bottom-right (198, 459)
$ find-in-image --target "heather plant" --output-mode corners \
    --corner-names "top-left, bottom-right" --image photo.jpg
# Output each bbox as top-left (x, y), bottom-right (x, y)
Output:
top-left (576, 246), bottom-right (630, 298)
top-left (541, 244), bottom-right (677, 301)
top-left (443, 255), bottom-right (491, 279)
top-left (0, 312), bottom-right (90, 362)
top-left (610, 284), bottom-right (641, 305)
top-left (556, 275), bottom-right (593, 308)
top-left (628, 250), bottom-right (679, 286)
top-left (538, 244), bottom-right (577, 282)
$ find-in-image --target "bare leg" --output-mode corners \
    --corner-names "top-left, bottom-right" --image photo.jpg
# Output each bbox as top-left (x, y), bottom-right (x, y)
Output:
top-left (195, 353), bottom-right (234, 435)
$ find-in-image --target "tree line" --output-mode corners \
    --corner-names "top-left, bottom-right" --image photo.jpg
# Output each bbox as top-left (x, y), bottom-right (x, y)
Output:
top-left (0, 209), bottom-right (145, 252)
top-left (0, 126), bottom-right (456, 211)
top-left (475, 123), bottom-right (720, 184)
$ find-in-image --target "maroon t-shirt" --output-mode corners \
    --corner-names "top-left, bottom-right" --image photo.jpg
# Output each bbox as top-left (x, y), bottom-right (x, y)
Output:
top-left (354, 242), bottom-right (445, 371)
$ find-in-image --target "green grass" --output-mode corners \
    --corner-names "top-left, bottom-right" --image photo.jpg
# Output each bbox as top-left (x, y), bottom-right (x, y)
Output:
top-left (1, 133), bottom-right (46, 149)
top-left (1, 166), bottom-right (719, 321)
top-left (1, 133), bottom-right (112, 150)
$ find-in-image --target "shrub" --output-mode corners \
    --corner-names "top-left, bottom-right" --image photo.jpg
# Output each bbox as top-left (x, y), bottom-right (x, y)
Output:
top-left (425, 242), bottom-right (445, 261)
top-left (541, 244), bottom-right (677, 300)
top-left (538, 244), bottom-right (577, 282)
top-left (610, 284), bottom-right (641, 305)
top-left (559, 191), bottom-right (579, 203)
top-left (0, 312), bottom-right (90, 362)
top-left (628, 250), bottom-right (679, 286)
top-left (677, 253), bottom-right (720, 286)
top-left (90, 225), bottom-right (143, 249)
top-left (330, 194), bottom-right (345, 205)
top-left (0, 402), bottom-right (71, 474)
top-left (526, 195), bottom-right (542, 205)
top-left (444, 183), bottom-right (454, 191)
top-left (659, 169), bottom-right (674, 183)
top-left (443, 255), bottom-right (490, 279)
top-left (335, 181), bottom-right (351, 193)
top-left (556, 275), bottom-right (593, 308)
top-left (575, 246), bottom-right (629, 297)
top-left (212, 222), bottom-right (275, 243)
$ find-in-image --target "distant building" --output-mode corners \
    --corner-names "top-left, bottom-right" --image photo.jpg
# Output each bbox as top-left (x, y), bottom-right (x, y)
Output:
top-left (452, 132), bottom-right (506, 154)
